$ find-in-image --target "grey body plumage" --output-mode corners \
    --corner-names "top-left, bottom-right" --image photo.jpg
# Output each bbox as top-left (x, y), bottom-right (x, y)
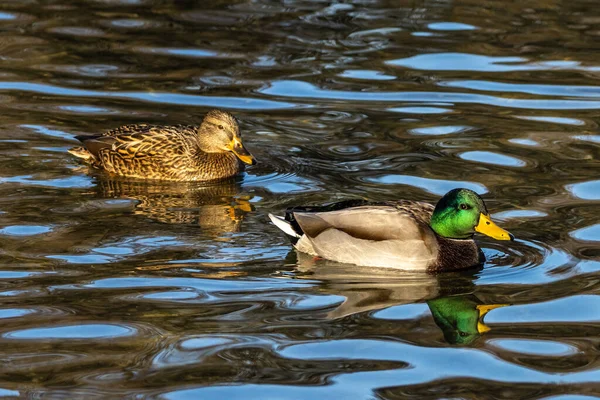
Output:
top-left (269, 190), bottom-right (513, 272)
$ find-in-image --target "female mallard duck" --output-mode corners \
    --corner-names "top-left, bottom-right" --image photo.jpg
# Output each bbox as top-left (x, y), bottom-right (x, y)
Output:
top-left (268, 188), bottom-right (513, 272)
top-left (68, 109), bottom-right (255, 181)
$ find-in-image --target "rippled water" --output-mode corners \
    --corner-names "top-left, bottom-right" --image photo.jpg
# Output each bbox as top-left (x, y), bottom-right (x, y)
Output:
top-left (0, 0), bottom-right (599, 398)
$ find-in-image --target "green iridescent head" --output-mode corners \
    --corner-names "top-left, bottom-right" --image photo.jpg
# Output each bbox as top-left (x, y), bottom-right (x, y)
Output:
top-left (430, 188), bottom-right (513, 241)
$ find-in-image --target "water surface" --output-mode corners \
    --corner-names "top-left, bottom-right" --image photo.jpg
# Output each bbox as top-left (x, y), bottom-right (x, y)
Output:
top-left (0, 0), bottom-right (598, 398)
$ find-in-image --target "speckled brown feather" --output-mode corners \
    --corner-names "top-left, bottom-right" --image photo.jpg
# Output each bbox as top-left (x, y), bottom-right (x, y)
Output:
top-left (68, 111), bottom-right (247, 181)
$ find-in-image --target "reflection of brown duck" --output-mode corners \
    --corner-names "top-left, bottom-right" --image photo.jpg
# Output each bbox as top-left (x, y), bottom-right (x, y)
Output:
top-left (96, 176), bottom-right (253, 234)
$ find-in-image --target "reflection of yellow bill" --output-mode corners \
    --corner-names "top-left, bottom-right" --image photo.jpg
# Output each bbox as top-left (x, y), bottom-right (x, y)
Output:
top-left (227, 138), bottom-right (256, 165)
top-left (476, 304), bottom-right (509, 334)
top-left (475, 213), bottom-right (513, 240)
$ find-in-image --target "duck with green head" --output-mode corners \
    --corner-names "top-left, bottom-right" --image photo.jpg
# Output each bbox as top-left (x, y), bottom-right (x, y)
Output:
top-left (269, 188), bottom-right (513, 272)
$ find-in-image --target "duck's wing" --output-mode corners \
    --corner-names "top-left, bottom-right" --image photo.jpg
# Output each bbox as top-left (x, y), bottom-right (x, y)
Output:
top-left (292, 203), bottom-right (439, 270)
top-left (269, 200), bottom-right (375, 244)
top-left (283, 199), bottom-right (374, 237)
top-left (75, 125), bottom-right (194, 162)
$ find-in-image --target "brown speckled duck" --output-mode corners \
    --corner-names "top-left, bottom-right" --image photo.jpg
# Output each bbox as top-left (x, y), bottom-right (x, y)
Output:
top-left (68, 109), bottom-right (256, 181)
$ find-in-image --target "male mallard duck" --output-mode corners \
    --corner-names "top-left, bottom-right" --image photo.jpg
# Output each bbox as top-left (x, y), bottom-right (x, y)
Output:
top-left (68, 109), bottom-right (255, 181)
top-left (268, 188), bottom-right (513, 272)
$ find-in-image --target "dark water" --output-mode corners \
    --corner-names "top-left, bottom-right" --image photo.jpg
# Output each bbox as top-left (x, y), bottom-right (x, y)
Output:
top-left (0, 0), bottom-right (599, 398)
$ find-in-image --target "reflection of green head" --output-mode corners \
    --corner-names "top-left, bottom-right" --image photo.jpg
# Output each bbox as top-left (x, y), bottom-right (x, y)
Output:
top-left (427, 295), bottom-right (507, 345)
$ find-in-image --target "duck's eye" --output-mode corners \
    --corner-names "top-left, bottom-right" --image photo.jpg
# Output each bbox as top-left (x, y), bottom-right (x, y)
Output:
top-left (459, 331), bottom-right (468, 337)
top-left (460, 204), bottom-right (468, 210)
top-left (218, 125), bottom-right (224, 130)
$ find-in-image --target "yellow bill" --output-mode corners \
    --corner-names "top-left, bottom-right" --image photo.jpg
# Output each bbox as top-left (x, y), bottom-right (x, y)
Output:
top-left (227, 138), bottom-right (256, 165)
top-left (477, 321), bottom-right (491, 334)
top-left (474, 213), bottom-right (514, 240)
top-left (476, 304), bottom-right (509, 334)
top-left (477, 304), bottom-right (509, 317)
